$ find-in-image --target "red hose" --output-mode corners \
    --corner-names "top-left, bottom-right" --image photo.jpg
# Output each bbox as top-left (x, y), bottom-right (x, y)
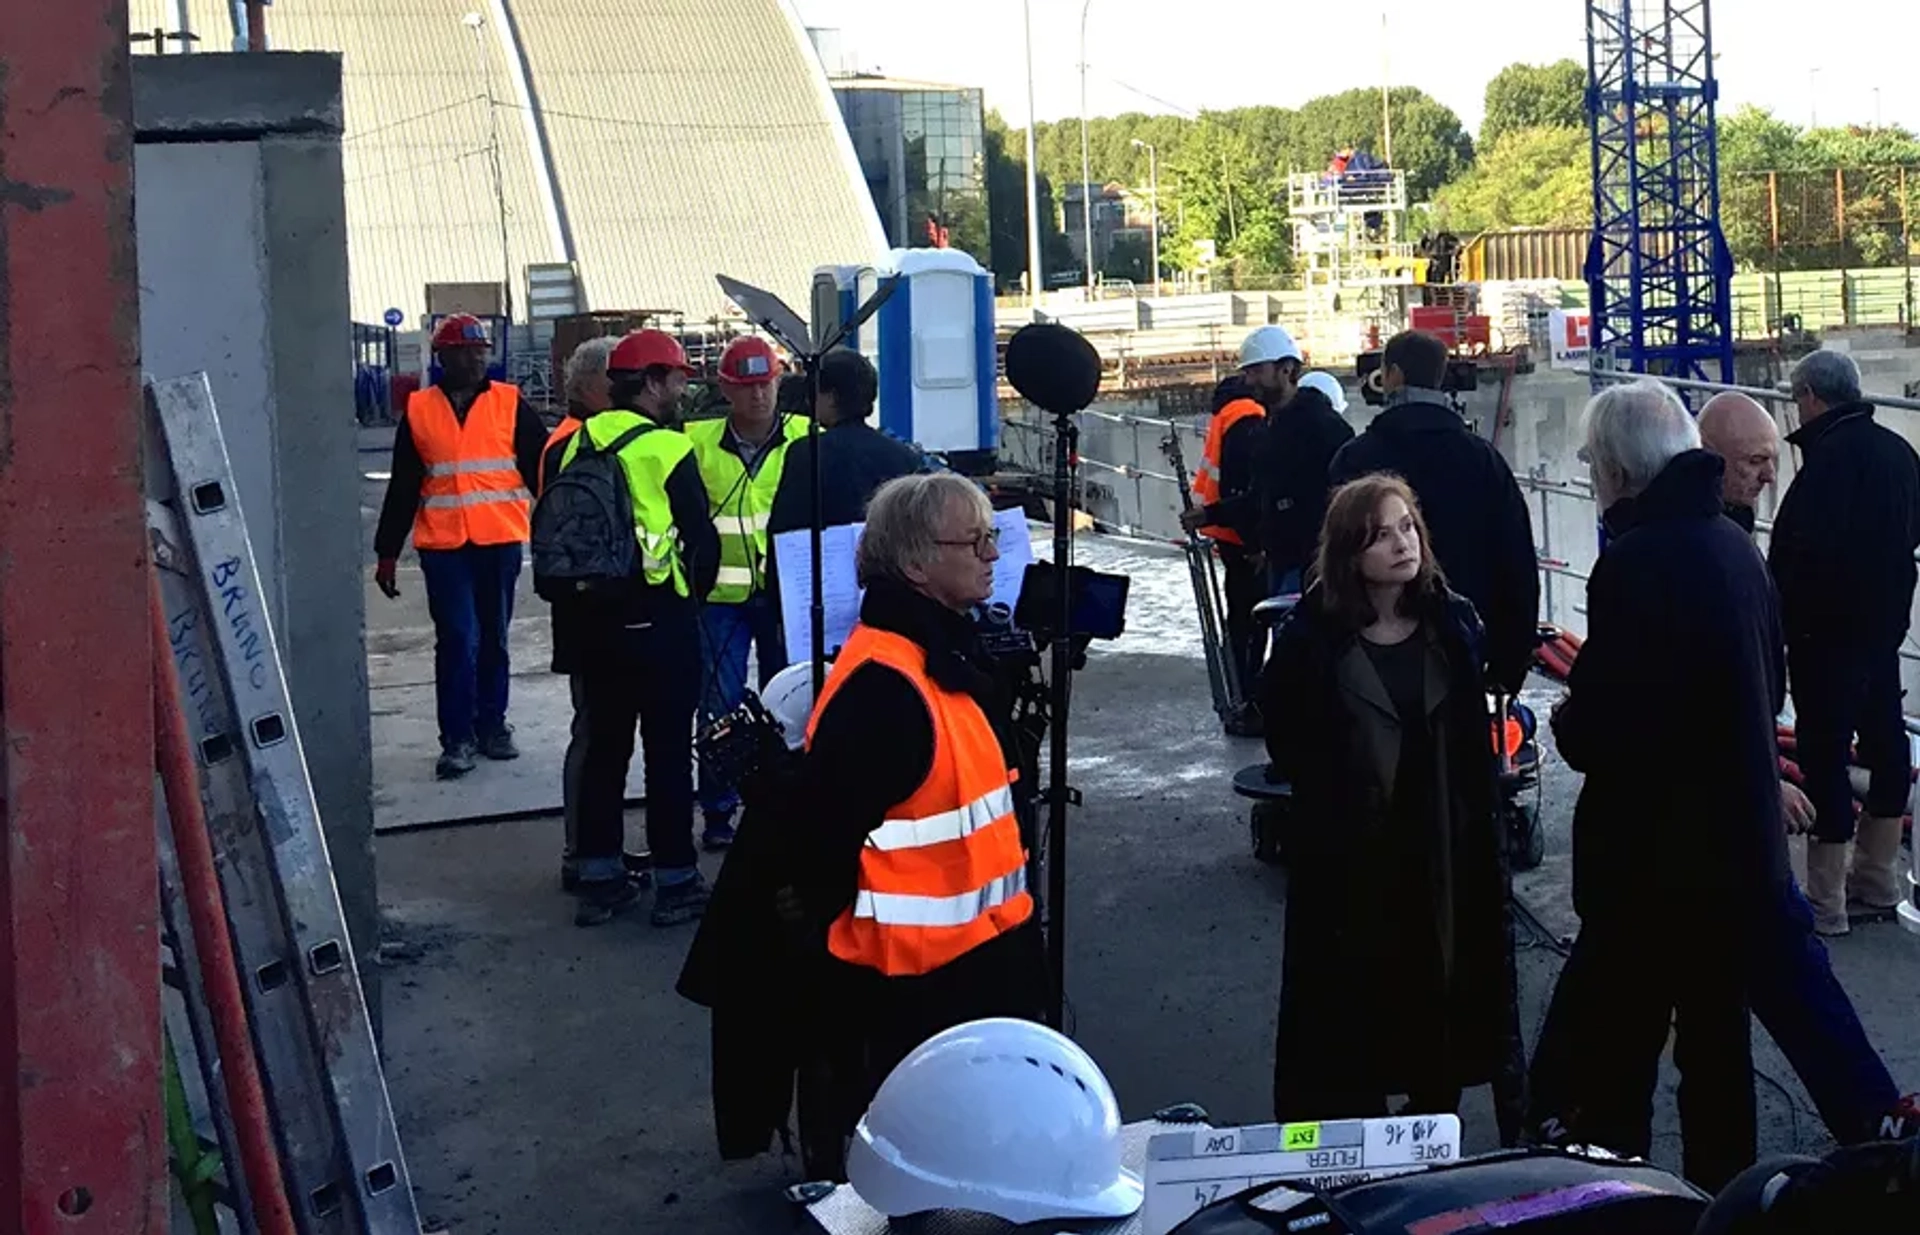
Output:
top-left (151, 570), bottom-right (299, 1235)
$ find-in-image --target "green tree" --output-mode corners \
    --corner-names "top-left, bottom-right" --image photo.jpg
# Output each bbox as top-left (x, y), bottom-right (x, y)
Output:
top-left (984, 109), bottom-right (1074, 292)
top-left (1716, 107), bottom-right (1920, 270)
top-left (1284, 88), bottom-right (1474, 199)
top-left (1481, 60), bottom-right (1587, 147)
top-left (1432, 126), bottom-right (1590, 232)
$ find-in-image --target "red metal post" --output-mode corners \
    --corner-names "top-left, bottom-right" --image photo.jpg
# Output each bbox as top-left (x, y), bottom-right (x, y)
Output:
top-left (0, 4), bottom-right (163, 1234)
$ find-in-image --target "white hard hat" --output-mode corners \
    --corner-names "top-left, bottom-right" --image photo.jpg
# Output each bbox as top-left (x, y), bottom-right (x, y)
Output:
top-left (1238, 324), bottom-right (1302, 369)
top-left (846, 1018), bottom-right (1144, 1224)
top-left (1298, 370), bottom-right (1349, 413)
top-left (757, 662), bottom-right (815, 751)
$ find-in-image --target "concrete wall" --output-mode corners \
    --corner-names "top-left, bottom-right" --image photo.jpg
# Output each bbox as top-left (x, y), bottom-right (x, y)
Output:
top-left (133, 53), bottom-right (378, 1026)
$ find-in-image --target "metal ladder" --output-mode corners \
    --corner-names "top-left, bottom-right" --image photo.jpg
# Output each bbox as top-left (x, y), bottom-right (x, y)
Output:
top-left (147, 373), bottom-right (422, 1235)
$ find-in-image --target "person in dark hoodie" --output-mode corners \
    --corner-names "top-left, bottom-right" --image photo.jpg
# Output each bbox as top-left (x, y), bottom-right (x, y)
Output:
top-left (1248, 336), bottom-right (1354, 600)
top-left (1262, 474), bottom-right (1522, 1138)
top-left (1768, 348), bottom-right (1920, 937)
top-left (1330, 329), bottom-right (1538, 694)
top-left (1527, 379), bottom-right (1790, 1192)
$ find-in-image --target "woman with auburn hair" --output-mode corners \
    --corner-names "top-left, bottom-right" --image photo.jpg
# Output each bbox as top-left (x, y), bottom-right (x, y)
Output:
top-left (1261, 473), bottom-right (1523, 1138)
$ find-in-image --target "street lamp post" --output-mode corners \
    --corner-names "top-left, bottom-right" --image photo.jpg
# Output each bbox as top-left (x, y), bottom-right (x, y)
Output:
top-left (1023, 0), bottom-right (1045, 307)
top-left (1078, 0), bottom-right (1095, 293)
top-left (1132, 138), bottom-right (1158, 296)
top-left (463, 11), bottom-right (514, 323)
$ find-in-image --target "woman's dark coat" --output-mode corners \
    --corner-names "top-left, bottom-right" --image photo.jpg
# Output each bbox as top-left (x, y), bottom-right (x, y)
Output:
top-left (1260, 584), bottom-right (1523, 1127)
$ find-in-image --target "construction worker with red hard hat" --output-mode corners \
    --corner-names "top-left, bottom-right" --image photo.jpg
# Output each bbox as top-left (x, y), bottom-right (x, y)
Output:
top-left (541, 334), bottom-right (652, 895)
top-left (683, 335), bottom-right (807, 851)
top-left (539, 327), bottom-right (719, 927)
top-left (373, 312), bottom-right (549, 780)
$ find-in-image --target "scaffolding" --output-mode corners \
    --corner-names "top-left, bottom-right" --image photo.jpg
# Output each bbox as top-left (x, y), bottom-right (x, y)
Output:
top-left (1287, 170), bottom-right (1424, 361)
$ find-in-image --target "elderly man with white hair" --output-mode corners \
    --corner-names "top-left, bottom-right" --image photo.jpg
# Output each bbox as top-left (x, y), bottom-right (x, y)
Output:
top-left (1769, 348), bottom-right (1920, 936)
top-left (1526, 379), bottom-right (1790, 1192)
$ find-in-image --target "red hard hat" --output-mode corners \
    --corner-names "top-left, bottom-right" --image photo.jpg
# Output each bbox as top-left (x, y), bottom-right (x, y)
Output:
top-left (718, 336), bottom-right (780, 385)
top-left (608, 329), bottom-right (691, 374)
top-left (431, 313), bottom-right (493, 350)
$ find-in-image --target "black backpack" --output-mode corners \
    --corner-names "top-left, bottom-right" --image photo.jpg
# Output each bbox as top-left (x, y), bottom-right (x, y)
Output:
top-left (530, 421), bottom-right (652, 602)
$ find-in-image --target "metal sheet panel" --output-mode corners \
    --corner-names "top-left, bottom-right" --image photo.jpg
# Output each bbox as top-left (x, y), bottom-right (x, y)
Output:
top-left (0, 2), bottom-right (165, 1229)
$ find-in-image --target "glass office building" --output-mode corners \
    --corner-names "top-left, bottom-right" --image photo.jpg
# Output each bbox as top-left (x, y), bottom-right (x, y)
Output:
top-left (830, 75), bottom-right (995, 274)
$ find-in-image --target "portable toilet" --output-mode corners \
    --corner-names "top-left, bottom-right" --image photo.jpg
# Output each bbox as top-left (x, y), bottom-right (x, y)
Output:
top-left (810, 264), bottom-right (882, 361)
top-left (872, 248), bottom-right (997, 469)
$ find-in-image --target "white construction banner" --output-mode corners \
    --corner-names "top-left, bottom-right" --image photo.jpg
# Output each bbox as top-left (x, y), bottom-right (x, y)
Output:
top-left (1548, 309), bottom-right (1592, 369)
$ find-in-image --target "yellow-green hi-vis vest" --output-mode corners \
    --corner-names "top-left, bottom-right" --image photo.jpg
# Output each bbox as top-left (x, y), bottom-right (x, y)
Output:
top-left (560, 411), bottom-right (694, 597)
top-left (686, 414), bottom-right (807, 604)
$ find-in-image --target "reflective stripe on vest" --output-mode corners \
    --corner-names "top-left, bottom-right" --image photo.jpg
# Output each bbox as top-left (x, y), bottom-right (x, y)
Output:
top-left (685, 414), bottom-right (806, 604)
top-left (1192, 397), bottom-right (1264, 546)
top-left (804, 624), bottom-right (1032, 977)
top-left (558, 410), bottom-right (694, 597)
top-left (408, 383), bottom-right (530, 550)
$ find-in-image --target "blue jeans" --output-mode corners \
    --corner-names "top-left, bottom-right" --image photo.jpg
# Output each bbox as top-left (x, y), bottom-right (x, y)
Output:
top-left (418, 542), bottom-right (520, 752)
top-left (1750, 886), bottom-right (1901, 1142)
top-left (1268, 566), bottom-right (1303, 599)
top-left (697, 593), bottom-right (787, 820)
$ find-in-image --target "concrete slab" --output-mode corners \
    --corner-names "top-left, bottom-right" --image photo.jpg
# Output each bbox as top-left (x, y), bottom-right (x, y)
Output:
top-left (372, 548), bottom-right (1919, 1233)
top-left (366, 569), bottom-right (645, 832)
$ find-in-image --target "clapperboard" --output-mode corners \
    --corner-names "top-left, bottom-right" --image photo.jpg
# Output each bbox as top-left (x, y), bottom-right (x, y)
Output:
top-left (1141, 1114), bottom-right (1464, 1235)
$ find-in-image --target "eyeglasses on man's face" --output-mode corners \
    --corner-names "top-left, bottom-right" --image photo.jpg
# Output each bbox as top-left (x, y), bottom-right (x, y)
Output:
top-left (935, 527), bottom-right (1001, 558)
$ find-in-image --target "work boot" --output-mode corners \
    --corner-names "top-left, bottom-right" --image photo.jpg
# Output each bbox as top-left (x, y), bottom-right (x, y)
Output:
top-left (480, 726), bottom-right (520, 762)
top-left (701, 813), bottom-right (737, 852)
top-left (1846, 815), bottom-right (1907, 915)
top-left (559, 851), bottom-right (653, 894)
top-left (435, 742), bottom-right (478, 781)
top-left (1805, 840), bottom-right (1854, 936)
top-left (573, 877), bottom-right (644, 927)
top-left (651, 872), bottom-right (711, 927)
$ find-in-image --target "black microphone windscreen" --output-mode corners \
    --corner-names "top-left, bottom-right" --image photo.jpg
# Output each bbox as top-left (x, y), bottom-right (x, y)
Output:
top-left (1005, 323), bottom-right (1101, 415)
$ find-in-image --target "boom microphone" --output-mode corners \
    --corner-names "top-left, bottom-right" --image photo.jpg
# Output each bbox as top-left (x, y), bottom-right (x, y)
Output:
top-left (1005, 323), bottom-right (1102, 415)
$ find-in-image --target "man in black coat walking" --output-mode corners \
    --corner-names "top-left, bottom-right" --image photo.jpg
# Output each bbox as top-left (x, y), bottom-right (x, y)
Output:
top-left (1329, 330), bottom-right (1539, 692)
top-left (1768, 348), bottom-right (1920, 936)
top-left (1248, 349), bottom-right (1354, 598)
top-left (1527, 379), bottom-right (1791, 1192)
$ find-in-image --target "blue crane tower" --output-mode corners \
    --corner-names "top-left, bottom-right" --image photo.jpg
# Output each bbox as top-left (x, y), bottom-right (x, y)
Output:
top-left (1584, 0), bottom-right (1735, 388)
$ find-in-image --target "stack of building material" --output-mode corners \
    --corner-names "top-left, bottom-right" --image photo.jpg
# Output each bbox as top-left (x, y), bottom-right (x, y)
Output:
top-left (1480, 279), bottom-right (1570, 353)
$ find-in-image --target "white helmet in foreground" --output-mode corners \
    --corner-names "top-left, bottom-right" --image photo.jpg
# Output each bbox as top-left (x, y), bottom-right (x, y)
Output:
top-left (757, 662), bottom-right (815, 751)
top-left (1238, 324), bottom-right (1302, 370)
top-left (847, 1018), bottom-right (1143, 1224)
top-left (1298, 370), bottom-right (1349, 413)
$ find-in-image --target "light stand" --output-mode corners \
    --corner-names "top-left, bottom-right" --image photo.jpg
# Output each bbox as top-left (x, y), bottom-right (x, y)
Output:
top-left (1003, 321), bottom-right (1107, 1032)
top-left (1044, 408), bottom-right (1079, 1030)
top-left (715, 275), bottom-right (896, 696)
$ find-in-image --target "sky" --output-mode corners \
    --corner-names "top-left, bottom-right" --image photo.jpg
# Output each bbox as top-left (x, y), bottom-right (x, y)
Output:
top-left (793, 0), bottom-right (1913, 140)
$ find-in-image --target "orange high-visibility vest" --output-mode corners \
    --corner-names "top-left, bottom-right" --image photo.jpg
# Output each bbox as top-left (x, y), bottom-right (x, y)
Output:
top-left (805, 624), bottom-right (1033, 977)
top-left (408, 383), bottom-right (531, 550)
top-left (1192, 397), bottom-right (1265, 545)
top-left (539, 415), bottom-right (583, 496)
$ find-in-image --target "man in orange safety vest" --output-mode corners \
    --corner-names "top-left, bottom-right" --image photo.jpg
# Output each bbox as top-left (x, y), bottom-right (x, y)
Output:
top-left (373, 313), bottom-right (548, 780)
